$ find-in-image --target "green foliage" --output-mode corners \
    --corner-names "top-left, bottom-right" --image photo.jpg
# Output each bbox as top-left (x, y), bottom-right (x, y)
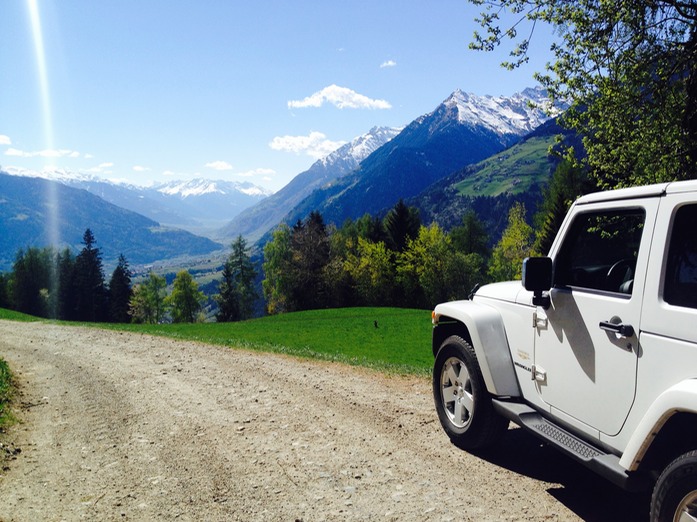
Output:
top-left (469, 0), bottom-right (697, 186)
top-left (0, 357), bottom-right (15, 429)
top-left (450, 210), bottom-right (490, 258)
top-left (263, 203), bottom-right (495, 313)
top-left (489, 202), bottom-right (536, 281)
top-left (533, 158), bottom-right (590, 254)
top-left (344, 238), bottom-right (395, 306)
top-left (384, 199), bottom-right (421, 252)
top-left (262, 224), bottom-right (294, 314)
top-left (129, 272), bottom-right (168, 324)
top-left (166, 270), bottom-right (205, 323)
top-left (104, 307), bottom-right (434, 376)
top-left (73, 229), bottom-right (107, 322)
top-left (290, 211), bottom-right (331, 310)
top-left (216, 236), bottom-right (257, 322)
top-left (108, 254), bottom-right (132, 323)
top-left (454, 136), bottom-right (556, 196)
top-left (10, 247), bottom-right (54, 317)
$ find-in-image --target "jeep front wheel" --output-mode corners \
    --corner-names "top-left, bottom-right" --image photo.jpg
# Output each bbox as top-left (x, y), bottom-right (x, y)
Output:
top-left (651, 450), bottom-right (697, 522)
top-left (432, 335), bottom-right (507, 450)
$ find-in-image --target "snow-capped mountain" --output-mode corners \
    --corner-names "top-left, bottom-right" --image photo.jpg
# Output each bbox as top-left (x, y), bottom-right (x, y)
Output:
top-left (280, 87), bottom-right (560, 229)
top-left (219, 126), bottom-right (401, 242)
top-left (446, 86), bottom-right (560, 135)
top-left (318, 126), bottom-right (403, 171)
top-left (151, 178), bottom-right (271, 199)
top-left (1, 167), bottom-right (271, 236)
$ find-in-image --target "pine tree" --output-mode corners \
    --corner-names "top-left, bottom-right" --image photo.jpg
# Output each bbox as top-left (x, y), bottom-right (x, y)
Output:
top-left (73, 229), bottom-right (107, 322)
top-left (10, 247), bottom-right (52, 317)
top-left (450, 210), bottom-right (490, 258)
top-left (56, 248), bottom-right (77, 321)
top-left (384, 199), bottom-right (421, 252)
top-left (216, 236), bottom-right (257, 322)
top-left (290, 211), bottom-right (330, 310)
top-left (108, 254), bottom-right (132, 323)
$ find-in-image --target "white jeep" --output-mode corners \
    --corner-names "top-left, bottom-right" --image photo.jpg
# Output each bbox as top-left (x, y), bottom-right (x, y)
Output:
top-left (431, 180), bottom-right (697, 521)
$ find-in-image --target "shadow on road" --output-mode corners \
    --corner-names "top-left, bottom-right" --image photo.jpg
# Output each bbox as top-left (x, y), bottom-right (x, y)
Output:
top-left (473, 427), bottom-right (649, 522)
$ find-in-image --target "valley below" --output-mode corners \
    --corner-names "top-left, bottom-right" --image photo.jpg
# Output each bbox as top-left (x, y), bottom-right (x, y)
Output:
top-left (0, 321), bottom-right (646, 521)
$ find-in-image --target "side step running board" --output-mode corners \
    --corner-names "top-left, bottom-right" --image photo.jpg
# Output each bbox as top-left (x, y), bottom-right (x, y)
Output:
top-left (492, 400), bottom-right (648, 492)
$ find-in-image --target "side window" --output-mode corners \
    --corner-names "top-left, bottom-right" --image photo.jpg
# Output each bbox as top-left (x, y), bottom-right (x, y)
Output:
top-left (665, 204), bottom-right (697, 309)
top-left (554, 208), bottom-right (646, 294)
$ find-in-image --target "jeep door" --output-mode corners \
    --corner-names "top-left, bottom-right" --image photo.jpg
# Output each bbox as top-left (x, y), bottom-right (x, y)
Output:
top-left (533, 198), bottom-right (659, 437)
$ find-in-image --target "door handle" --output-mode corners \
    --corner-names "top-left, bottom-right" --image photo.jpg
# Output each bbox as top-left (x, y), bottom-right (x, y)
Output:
top-left (599, 321), bottom-right (635, 338)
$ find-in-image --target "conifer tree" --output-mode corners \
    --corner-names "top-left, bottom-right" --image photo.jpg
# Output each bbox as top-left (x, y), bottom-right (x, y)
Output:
top-left (74, 229), bottom-right (107, 322)
top-left (384, 199), bottom-right (421, 252)
top-left (216, 236), bottom-right (257, 322)
top-left (108, 254), bottom-right (132, 323)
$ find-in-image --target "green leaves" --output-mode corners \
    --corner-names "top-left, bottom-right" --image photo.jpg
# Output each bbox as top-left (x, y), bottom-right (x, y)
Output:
top-left (469, 0), bottom-right (697, 186)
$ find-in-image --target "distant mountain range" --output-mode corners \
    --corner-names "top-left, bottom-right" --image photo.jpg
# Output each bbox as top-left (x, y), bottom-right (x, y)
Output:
top-left (3, 167), bottom-right (271, 235)
top-left (0, 173), bottom-right (223, 271)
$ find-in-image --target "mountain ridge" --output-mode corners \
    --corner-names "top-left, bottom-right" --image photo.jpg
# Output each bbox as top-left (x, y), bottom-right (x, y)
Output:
top-left (218, 126), bottom-right (401, 242)
top-left (277, 86), bottom-right (560, 231)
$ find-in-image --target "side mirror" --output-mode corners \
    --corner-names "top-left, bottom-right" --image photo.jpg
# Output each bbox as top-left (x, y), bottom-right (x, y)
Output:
top-left (522, 257), bottom-right (553, 308)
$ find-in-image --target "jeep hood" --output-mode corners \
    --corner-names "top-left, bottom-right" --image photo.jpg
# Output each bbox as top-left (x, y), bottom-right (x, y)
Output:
top-left (474, 280), bottom-right (533, 306)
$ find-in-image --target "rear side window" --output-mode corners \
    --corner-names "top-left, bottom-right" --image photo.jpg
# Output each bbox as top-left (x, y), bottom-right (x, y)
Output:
top-left (665, 204), bottom-right (697, 309)
top-left (554, 208), bottom-right (646, 294)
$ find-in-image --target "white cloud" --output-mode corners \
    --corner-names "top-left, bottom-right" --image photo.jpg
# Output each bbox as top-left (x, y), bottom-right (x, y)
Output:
top-left (380, 60), bottom-right (397, 68)
top-left (237, 167), bottom-right (276, 178)
top-left (5, 147), bottom-right (80, 158)
top-left (269, 132), bottom-right (346, 159)
top-left (205, 160), bottom-right (233, 171)
top-left (85, 162), bottom-right (114, 173)
top-left (133, 165), bottom-right (150, 172)
top-left (162, 170), bottom-right (176, 177)
top-left (0, 135), bottom-right (11, 145)
top-left (288, 85), bottom-right (391, 110)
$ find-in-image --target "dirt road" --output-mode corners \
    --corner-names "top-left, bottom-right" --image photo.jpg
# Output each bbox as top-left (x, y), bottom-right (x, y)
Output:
top-left (0, 320), bottom-right (647, 521)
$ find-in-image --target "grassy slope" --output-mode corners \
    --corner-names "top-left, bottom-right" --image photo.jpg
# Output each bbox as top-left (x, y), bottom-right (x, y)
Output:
top-left (454, 136), bottom-right (554, 197)
top-left (102, 308), bottom-right (434, 375)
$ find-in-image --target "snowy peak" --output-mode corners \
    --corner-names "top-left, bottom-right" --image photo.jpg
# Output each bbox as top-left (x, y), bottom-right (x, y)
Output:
top-left (320, 126), bottom-right (401, 169)
top-left (2, 165), bottom-right (119, 186)
top-left (443, 86), bottom-right (560, 136)
top-left (151, 178), bottom-right (272, 199)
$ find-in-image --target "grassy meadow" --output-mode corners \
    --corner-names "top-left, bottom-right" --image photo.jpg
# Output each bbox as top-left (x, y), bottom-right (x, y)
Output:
top-left (104, 307), bottom-right (434, 375)
top-left (0, 307), bottom-right (435, 376)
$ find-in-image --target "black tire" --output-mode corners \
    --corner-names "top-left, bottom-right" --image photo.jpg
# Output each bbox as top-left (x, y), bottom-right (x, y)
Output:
top-left (432, 335), bottom-right (508, 450)
top-left (651, 450), bottom-right (697, 522)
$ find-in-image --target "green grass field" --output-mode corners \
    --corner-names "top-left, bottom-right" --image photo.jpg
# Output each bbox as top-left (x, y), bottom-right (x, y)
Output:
top-left (102, 307), bottom-right (434, 375)
top-left (455, 136), bottom-right (554, 197)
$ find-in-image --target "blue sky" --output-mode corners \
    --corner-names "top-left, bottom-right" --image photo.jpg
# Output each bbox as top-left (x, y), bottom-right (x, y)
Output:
top-left (1, 1), bottom-right (556, 192)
